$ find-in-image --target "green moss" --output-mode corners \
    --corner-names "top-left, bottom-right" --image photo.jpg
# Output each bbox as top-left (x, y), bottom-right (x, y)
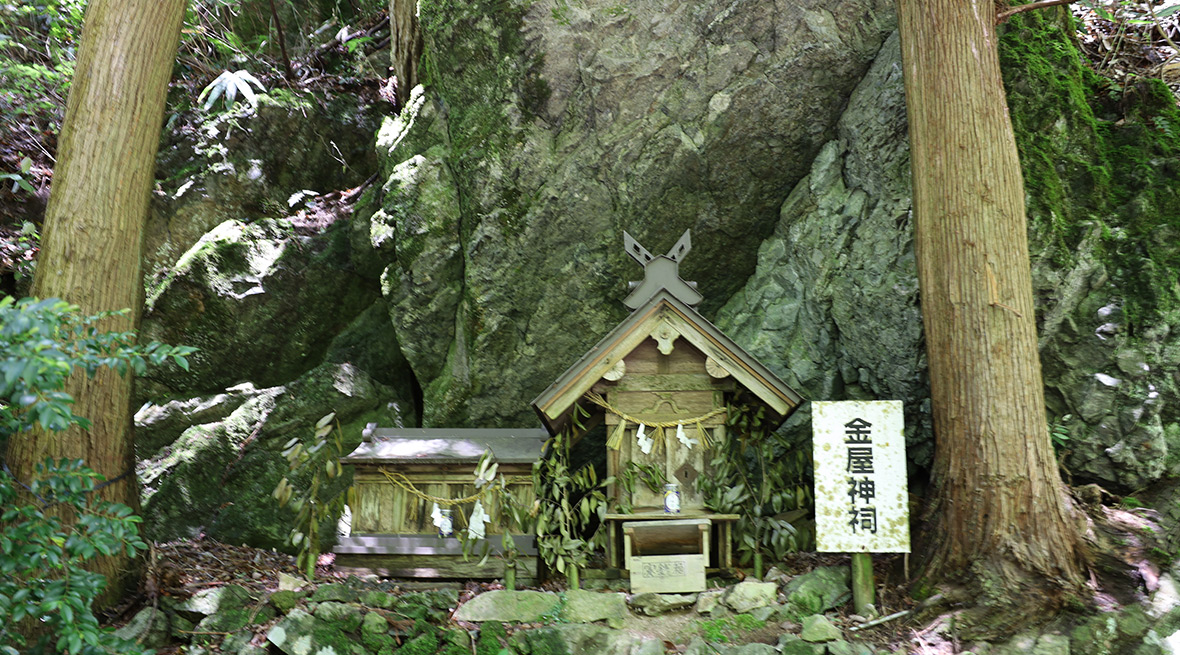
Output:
top-left (270, 590), bottom-right (306, 612)
top-left (261, 88), bottom-right (315, 111)
top-left (1000, 9), bottom-right (1180, 324)
top-left (396, 632), bottom-right (439, 655)
top-left (697, 613), bottom-right (767, 644)
top-left (477, 621), bottom-right (510, 655)
top-left (416, 0), bottom-right (548, 234)
top-left (439, 629), bottom-right (472, 655)
top-left (362, 629), bottom-right (396, 653)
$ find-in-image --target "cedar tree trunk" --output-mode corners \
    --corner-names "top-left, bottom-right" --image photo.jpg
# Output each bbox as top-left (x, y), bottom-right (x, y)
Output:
top-left (895, 0), bottom-right (1087, 634)
top-left (390, 0), bottom-right (423, 106)
top-left (9, 0), bottom-right (185, 607)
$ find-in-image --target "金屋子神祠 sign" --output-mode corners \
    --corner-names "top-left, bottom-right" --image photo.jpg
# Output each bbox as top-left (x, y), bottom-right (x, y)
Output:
top-left (812, 400), bottom-right (910, 553)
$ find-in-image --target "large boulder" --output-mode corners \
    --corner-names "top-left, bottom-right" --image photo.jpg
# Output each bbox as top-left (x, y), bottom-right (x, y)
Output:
top-left (138, 361), bottom-right (400, 548)
top-left (140, 218), bottom-right (379, 399)
top-left (356, 0), bottom-right (896, 426)
top-left (146, 91), bottom-right (380, 286)
top-left (715, 30), bottom-right (928, 459)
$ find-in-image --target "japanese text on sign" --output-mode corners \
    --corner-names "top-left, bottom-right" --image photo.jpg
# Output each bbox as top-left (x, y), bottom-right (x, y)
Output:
top-left (812, 401), bottom-right (909, 553)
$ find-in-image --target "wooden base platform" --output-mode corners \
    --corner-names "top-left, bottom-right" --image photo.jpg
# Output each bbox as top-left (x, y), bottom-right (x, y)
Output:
top-left (335, 534), bottom-right (537, 580)
top-left (604, 512), bottom-right (739, 571)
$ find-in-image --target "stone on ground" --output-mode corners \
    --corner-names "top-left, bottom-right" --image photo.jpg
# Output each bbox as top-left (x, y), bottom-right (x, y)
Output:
top-left (267, 608), bottom-right (365, 655)
top-left (312, 601), bottom-right (364, 632)
top-left (778, 634), bottom-right (825, 655)
top-left (629, 592), bottom-right (698, 616)
top-left (783, 566), bottom-right (851, 615)
top-left (800, 614), bottom-right (842, 643)
top-left (177, 585), bottom-right (255, 619)
top-left (523, 625), bottom-right (659, 655)
top-left (278, 572), bottom-right (307, 591)
top-left (725, 581), bottom-right (778, 613)
top-left (696, 589), bottom-right (728, 615)
top-left (453, 590), bottom-right (561, 622)
top-left (562, 589), bottom-right (629, 628)
top-left (686, 639), bottom-right (779, 655)
top-left (114, 607), bottom-right (171, 649)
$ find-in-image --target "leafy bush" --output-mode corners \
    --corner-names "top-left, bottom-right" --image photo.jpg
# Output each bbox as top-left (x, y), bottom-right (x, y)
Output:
top-left (698, 402), bottom-right (812, 568)
top-left (0, 296), bottom-right (194, 447)
top-left (0, 296), bottom-right (194, 653)
top-left (532, 406), bottom-right (611, 589)
top-left (0, 459), bottom-right (149, 655)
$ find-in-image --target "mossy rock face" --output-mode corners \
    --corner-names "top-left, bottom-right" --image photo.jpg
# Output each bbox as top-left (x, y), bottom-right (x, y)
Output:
top-left (999, 10), bottom-right (1180, 490)
top-left (149, 88), bottom-right (380, 283)
top-left (362, 0), bottom-right (896, 427)
top-left (716, 31), bottom-right (931, 464)
top-left (138, 359), bottom-right (394, 549)
top-left (722, 14), bottom-right (1180, 486)
top-left (140, 220), bottom-right (380, 399)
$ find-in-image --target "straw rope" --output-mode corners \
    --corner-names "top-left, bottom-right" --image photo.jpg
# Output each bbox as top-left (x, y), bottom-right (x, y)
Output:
top-left (378, 468), bottom-right (529, 525)
top-left (584, 392), bottom-right (725, 451)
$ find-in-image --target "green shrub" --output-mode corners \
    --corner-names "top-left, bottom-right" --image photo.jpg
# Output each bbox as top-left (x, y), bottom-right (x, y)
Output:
top-left (0, 297), bottom-right (194, 654)
top-left (0, 458), bottom-right (150, 655)
top-left (0, 296), bottom-right (193, 448)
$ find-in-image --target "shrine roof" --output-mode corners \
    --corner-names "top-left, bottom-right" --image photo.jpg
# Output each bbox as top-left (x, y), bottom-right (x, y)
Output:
top-left (342, 427), bottom-right (547, 464)
top-left (530, 290), bottom-right (803, 435)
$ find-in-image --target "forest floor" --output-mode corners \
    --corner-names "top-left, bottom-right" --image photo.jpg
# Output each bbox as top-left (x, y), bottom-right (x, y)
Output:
top-left (104, 505), bottom-right (1167, 654)
top-left (105, 537), bottom-right (932, 654)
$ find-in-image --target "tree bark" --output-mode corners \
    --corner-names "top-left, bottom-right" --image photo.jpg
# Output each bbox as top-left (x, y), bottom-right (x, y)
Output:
top-left (390, 0), bottom-right (423, 106)
top-left (895, 0), bottom-right (1086, 634)
top-left (10, 0), bottom-right (184, 607)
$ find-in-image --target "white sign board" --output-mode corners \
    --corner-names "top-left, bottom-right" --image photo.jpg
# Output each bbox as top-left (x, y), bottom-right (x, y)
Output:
top-left (812, 400), bottom-right (910, 553)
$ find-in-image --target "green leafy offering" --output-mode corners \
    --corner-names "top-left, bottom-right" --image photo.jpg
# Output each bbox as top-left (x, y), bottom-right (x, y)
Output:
top-left (274, 412), bottom-right (352, 580)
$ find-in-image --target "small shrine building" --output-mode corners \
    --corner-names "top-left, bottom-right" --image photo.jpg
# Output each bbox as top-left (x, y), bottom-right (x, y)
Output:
top-left (531, 230), bottom-right (804, 577)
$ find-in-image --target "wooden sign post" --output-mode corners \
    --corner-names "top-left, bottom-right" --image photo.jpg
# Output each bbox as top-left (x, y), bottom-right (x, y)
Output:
top-left (812, 401), bottom-right (909, 616)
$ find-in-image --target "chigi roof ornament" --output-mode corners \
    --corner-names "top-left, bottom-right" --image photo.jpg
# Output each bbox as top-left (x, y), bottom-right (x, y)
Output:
top-left (623, 230), bottom-right (703, 310)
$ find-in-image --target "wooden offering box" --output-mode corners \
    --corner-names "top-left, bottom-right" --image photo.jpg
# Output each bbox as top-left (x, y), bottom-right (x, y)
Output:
top-left (624, 518), bottom-right (709, 593)
top-left (335, 426), bottom-right (546, 579)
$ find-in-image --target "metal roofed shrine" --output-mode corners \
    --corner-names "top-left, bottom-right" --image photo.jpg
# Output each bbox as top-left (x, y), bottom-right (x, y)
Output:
top-left (531, 230), bottom-right (804, 583)
top-left (335, 426), bottom-right (546, 580)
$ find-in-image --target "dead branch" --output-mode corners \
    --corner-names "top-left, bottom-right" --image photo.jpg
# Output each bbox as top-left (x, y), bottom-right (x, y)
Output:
top-left (997, 0), bottom-right (1080, 24)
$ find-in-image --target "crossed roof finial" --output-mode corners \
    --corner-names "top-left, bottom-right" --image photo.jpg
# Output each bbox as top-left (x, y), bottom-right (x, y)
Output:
top-left (622, 229), bottom-right (702, 310)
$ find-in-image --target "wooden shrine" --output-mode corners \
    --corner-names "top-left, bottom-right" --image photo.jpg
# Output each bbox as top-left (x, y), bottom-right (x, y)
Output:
top-left (335, 426), bottom-right (545, 579)
top-left (531, 230), bottom-right (803, 585)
